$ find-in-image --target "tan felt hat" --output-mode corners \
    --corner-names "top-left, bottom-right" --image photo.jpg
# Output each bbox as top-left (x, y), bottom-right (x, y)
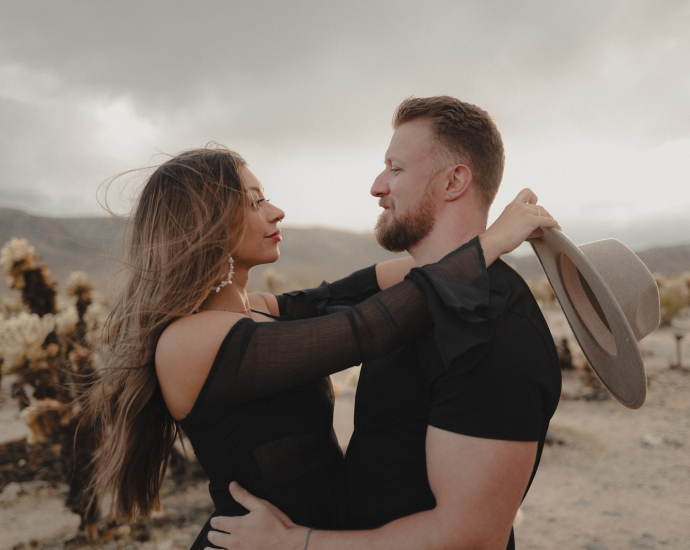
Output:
top-left (531, 228), bottom-right (660, 409)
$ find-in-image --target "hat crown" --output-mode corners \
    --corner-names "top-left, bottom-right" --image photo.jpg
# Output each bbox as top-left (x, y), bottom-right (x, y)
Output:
top-left (578, 240), bottom-right (660, 341)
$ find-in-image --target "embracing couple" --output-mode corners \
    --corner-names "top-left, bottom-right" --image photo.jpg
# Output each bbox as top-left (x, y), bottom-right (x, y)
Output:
top-left (85, 95), bottom-right (562, 550)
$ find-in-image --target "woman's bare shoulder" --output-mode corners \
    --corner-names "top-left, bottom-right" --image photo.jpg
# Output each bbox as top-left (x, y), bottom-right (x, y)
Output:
top-left (155, 312), bottom-right (245, 420)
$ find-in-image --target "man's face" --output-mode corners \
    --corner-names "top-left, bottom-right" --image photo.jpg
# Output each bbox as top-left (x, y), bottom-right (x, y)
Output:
top-left (371, 119), bottom-right (440, 253)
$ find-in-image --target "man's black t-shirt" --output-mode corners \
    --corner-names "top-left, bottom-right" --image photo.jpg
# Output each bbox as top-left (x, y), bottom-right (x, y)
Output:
top-left (344, 259), bottom-right (561, 548)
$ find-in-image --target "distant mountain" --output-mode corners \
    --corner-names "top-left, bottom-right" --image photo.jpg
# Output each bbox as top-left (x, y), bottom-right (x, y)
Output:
top-left (0, 208), bottom-right (404, 295)
top-left (1, 208), bottom-right (688, 296)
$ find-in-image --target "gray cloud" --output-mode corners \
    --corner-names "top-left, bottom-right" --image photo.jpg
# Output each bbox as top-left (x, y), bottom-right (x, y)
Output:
top-left (2, 0), bottom-right (688, 141)
top-left (0, 0), bottom-right (688, 245)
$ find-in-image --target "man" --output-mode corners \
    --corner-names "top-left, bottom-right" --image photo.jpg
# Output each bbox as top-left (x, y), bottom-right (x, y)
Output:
top-left (209, 96), bottom-right (561, 549)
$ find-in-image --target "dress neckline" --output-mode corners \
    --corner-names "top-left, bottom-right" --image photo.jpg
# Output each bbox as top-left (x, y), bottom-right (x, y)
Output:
top-left (250, 309), bottom-right (282, 321)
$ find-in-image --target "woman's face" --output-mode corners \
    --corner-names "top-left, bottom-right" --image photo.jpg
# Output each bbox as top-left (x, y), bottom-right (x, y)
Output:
top-left (232, 166), bottom-right (285, 269)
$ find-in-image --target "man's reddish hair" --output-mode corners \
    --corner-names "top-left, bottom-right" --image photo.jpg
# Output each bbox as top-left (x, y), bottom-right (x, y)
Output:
top-left (393, 96), bottom-right (505, 212)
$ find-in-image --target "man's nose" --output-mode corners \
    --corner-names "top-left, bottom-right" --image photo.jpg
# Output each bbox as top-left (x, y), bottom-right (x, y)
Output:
top-left (370, 171), bottom-right (389, 197)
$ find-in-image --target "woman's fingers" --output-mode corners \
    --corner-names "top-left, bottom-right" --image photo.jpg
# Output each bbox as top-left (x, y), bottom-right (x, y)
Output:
top-left (534, 207), bottom-right (561, 229)
top-left (514, 188), bottom-right (538, 205)
top-left (480, 189), bottom-right (561, 262)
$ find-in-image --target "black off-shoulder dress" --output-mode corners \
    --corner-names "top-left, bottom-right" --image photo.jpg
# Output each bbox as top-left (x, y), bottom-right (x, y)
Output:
top-left (181, 238), bottom-right (496, 549)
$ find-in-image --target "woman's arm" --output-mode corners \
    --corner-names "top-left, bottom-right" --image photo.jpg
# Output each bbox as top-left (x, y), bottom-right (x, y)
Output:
top-left (258, 257), bottom-right (414, 321)
top-left (375, 256), bottom-right (417, 290)
top-left (257, 189), bottom-right (557, 318)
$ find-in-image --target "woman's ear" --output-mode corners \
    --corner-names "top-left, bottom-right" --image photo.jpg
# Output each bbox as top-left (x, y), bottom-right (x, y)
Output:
top-left (444, 164), bottom-right (472, 200)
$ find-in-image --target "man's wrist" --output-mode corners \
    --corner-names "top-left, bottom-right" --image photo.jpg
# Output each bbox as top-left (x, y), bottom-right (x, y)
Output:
top-left (292, 525), bottom-right (312, 550)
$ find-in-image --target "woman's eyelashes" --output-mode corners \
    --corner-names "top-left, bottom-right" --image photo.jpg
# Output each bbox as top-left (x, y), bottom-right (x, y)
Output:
top-left (251, 197), bottom-right (270, 208)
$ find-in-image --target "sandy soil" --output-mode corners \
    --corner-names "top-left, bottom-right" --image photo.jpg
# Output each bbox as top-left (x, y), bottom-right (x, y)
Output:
top-left (1, 306), bottom-right (689, 549)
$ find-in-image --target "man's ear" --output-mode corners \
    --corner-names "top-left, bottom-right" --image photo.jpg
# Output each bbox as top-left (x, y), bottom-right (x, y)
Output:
top-left (445, 164), bottom-right (472, 200)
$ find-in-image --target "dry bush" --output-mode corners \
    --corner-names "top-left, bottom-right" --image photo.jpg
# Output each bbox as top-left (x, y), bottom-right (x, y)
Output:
top-left (527, 277), bottom-right (556, 308)
top-left (261, 268), bottom-right (285, 295)
top-left (655, 273), bottom-right (690, 326)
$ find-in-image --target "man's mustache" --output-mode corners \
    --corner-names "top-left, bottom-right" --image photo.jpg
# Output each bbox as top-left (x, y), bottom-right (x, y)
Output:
top-left (378, 199), bottom-right (392, 209)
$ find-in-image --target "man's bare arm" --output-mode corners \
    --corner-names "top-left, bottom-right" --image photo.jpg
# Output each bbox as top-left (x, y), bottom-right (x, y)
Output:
top-left (209, 429), bottom-right (537, 550)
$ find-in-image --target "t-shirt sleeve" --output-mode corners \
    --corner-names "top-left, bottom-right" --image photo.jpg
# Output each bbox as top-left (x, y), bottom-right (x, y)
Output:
top-left (427, 312), bottom-right (557, 442)
top-left (275, 265), bottom-right (380, 320)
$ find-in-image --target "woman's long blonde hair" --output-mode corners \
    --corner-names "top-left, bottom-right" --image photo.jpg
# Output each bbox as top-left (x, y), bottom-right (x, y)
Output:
top-left (84, 145), bottom-right (250, 519)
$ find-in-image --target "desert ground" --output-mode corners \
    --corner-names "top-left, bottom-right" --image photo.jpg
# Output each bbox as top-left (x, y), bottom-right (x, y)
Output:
top-left (1, 306), bottom-right (689, 550)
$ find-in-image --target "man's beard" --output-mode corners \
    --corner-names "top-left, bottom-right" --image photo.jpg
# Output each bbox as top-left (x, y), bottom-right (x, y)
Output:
top-left (375, 193), bottom-right (435, 253)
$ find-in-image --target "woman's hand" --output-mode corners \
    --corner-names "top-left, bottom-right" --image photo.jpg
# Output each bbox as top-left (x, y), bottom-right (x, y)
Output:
top-left (207, 482), bottom-right (308, 550)
top-left (478, 188), bottom-right (560, 266)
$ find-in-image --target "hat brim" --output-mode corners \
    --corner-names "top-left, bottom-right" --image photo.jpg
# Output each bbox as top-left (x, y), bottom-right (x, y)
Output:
top-left (531, 228), bottom-right (646, 409)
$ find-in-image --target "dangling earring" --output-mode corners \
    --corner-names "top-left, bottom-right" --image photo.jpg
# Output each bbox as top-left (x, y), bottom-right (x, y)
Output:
top-left (212, 255), bottom-right (234, 292)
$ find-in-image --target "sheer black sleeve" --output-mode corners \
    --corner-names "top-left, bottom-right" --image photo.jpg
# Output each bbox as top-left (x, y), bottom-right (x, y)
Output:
top-left (275, 265), bottom-right (380, 320)
top-left (189, 238), bottom-right (500, 420)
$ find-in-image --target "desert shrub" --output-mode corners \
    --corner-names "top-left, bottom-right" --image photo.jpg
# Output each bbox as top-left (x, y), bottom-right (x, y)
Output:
top-left (527, 277), bottom-right (556, 308)
top-left (261, 267), bottom-right (285, 295)
top-left (656, 273), bottom-right (690, 326)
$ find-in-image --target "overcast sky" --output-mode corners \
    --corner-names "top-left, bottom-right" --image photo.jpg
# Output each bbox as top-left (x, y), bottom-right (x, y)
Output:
top-left (1, 0), bottom-right (688, 252)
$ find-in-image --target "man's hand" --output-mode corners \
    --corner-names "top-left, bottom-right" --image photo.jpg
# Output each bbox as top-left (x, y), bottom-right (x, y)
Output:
top-left (479, 188), bottom-right (560, 266)
top-left (207, 482), bottom-right (308, 550)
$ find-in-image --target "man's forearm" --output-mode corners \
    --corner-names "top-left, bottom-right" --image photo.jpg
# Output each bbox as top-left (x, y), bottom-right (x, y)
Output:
top-left (308, 509), bottom-right (439, 550)
top-left (305, 507), bottom-right (508, 550)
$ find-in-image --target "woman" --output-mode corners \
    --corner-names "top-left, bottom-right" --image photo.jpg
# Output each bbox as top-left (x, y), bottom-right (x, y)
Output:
top-left (84, 145), bottom-right (556, 546)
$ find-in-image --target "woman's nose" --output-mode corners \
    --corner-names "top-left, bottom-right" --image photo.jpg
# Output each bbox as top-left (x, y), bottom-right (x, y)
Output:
top-left (270, 204), bottom-right (285, 222)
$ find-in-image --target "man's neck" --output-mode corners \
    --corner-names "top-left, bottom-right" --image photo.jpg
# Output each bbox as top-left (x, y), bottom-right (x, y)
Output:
top-left (408, 207), bottom-right (488, 266)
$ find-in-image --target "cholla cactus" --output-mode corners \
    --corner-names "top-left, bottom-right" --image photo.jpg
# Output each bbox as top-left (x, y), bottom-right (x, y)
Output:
top-left (66, 271), bottom-right (93, 300)
top-left (66, 271), bottom-right (93, 318)
top-left (527, 277), bottom-right (556, 308)
top-left (0, 312), bottom-right (56, 375)
top-left (1, 238), bottom-right (56, 316)
top-left (83, 296), bottom-right (109, 349)
top-left (656, 275), bottom-right (690, 326)
top-left (0, 294), bottom-right (25, 317)
top-left (262, 268), bottom-right (285, 295)
top-left (0, 239), bottom-right (100, 541)
top-left (0, 238), bottom-right (39, 289)
top-left (21, 398), bottom-right (71, 444)
top-left (55, 306), bottom-right (79, 339)
top-left (64, 270), bottom-right (95, 348)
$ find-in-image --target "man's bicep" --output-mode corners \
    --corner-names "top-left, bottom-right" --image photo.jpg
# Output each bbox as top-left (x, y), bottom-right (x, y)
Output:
top-left (426, 426), bottom-right (537, 549)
